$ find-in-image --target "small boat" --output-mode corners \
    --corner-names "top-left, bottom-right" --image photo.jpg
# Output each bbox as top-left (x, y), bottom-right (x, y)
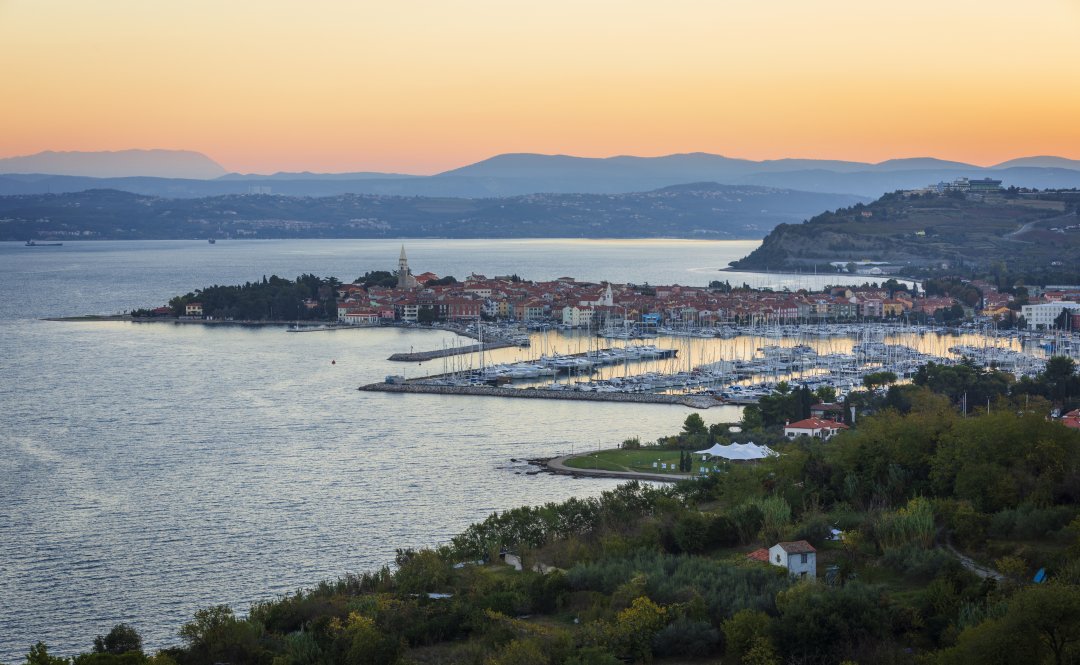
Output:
top-left (25, 240), bottom-right (63, 247)
top-left (208, 238), bottom-right (216, 244)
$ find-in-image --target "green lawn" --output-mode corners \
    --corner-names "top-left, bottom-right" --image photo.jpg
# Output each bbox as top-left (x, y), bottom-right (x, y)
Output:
top-left (562, 448), bottom-right (722, 475)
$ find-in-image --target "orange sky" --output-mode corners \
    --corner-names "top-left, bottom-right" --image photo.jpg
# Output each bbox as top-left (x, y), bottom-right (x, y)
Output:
top-left (2, 0), bottom-right (1079, 174)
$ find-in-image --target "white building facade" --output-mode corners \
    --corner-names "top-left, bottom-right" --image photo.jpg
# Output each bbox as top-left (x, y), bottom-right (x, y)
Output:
top-left (768, 541), bottom-right (817, 579)
top-left (1022, 302), bottom-right (1080, 330)
top-left (562, 306), bottom-right (595, 328)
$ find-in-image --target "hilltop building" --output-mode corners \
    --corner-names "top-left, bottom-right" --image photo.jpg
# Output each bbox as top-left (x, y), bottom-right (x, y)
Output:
top-left (932, 177), bottom-right (1003, 194)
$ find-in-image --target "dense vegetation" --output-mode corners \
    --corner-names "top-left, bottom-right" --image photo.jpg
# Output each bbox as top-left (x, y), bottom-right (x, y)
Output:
top-left (732, 190), bottom-right (1080, 281)
top-left (10, 360), bottom-right (1080, 665)
top-left (141, 274), bottom-right (341, 321)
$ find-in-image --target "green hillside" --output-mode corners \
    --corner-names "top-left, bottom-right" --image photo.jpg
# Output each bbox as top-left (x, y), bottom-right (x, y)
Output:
top-left (731, 190), bottom-right (1080, 277)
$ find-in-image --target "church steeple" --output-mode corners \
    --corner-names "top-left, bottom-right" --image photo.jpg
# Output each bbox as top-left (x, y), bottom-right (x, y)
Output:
top-left (397, 245), bottom-right (415, 289)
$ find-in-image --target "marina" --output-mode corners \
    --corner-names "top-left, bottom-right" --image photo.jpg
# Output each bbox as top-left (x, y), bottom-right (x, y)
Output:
top-left (364, 321), bottom-right (1078, 404)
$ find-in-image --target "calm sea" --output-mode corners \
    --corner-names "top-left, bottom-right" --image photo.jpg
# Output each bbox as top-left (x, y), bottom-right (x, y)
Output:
top-left (0, 239), bottom-right (870, 660)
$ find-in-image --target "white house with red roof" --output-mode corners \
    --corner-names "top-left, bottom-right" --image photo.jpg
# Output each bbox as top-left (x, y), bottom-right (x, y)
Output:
top-left (769, 540), bottom-right (817, 579)
top-left (784, 417), bottom-right (849, 440)
top-left (748, 540), bottom-right (817, 579)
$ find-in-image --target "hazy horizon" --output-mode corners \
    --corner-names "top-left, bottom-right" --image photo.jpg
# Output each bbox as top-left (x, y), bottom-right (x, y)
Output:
top-left (2, 0), bottom-right (1078, 174)
top-left (2, 147), bottom-right (1079, 179)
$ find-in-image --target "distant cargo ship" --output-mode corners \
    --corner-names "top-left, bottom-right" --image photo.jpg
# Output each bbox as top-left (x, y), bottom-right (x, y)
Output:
top-left (25, 240), bottom-right (63, 247)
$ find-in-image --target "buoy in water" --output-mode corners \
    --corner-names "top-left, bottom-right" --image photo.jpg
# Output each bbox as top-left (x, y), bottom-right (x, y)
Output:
top-left (331, 360), bottom-right (336, 365)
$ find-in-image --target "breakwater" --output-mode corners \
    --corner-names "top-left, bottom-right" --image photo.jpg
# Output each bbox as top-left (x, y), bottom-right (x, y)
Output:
top-left (388, 341), bottom-right (515, 362)
top-left (386, 324), bottom-right (526, 361)
top-left (358, 381), bottom-right (723, 408)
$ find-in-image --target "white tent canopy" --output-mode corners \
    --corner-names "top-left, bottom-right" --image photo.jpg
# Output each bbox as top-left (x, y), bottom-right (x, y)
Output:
top-left (695, 441), bottom-right (777, 461)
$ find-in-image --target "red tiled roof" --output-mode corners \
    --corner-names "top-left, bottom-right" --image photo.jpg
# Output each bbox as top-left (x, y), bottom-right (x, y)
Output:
top-left (777, 540), bottom-right (816, 554)
top-left (746, 548), bottom-right (770, 562)
top-left (786, 417), bottom-right (849, 430)
top-left (811, 403), bottom-right (844, 412)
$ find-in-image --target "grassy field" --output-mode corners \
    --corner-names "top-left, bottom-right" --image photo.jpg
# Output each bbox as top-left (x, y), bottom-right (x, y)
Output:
top-left (562, 448), bottom-right (721, 474)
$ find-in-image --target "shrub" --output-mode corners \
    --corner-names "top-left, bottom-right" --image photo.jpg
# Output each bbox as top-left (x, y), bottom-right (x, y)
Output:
top-left (706, 513), bottom-right (740, 548)
top-left (730, 503), bottom-right (765, 545)
top-left (875, 497), bottom-right (935, 551)
top-left (568, 551), bottom-right (789, 623)
top-left (673, 511), bottom-right (710, 554)
top-left (881, 544), bottom-right (955, 581)
top-left (486, 639), bottom-right (550, 665)
top-left (394, 549), bottom-right (451, 593)
top-left (791, 514), bottom-right (833, 547)
top-left (722, 609), bottom-right (773, 664)
top-left (651, 617), bottom-right (721, 658)
top-left (987, 504), bottom-right (1077, 540)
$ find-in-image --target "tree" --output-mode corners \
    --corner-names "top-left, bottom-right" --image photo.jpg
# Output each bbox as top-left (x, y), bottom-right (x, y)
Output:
top-left (722, 609), bottom-right (774, 664)
top-left (863, 371), bottom-right (898, 392)
top-left (1043, 356), bottom-right (1078, 405)
top-left (607, 597), bottom-right (668, 662)
top-left (741, 405), bottom-right (764, 431)
top-left (814, 386), bottom-right (837, 403)
top-left (1053, 309), bottom-right (1074, 331)
top-left (93, 625), bottom-right (142, 655)
top-left (178, 605), bottom-right (262, 664)
top-left (939, 584), bottom-right (1080, 665)
top-left (682, 413), bottom-right (707, 437)
top-left (339, 612), bottom-right (403, 665)
top-left (25, 643), bottom-right (68, 665)
top-left (417, 306), bottom-right (439, 324)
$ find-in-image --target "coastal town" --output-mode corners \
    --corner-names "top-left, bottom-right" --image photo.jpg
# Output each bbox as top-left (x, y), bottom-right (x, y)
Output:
top-left (147, 246), bottom-right (1080, 410)
top-left (320, 246), bottom-right (1080, 331)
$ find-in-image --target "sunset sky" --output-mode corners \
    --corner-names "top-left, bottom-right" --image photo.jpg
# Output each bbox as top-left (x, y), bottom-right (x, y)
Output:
top-left (2, 0), bottom-right (1079, 174)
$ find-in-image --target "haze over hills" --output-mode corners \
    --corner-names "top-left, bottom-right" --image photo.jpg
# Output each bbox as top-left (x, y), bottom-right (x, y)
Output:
top-left (0, 183), bottom-right (865, 241)
top-left (0, 149), bottom-right (227, 179)
top-left (3, 150), bottom-right (1080, 199)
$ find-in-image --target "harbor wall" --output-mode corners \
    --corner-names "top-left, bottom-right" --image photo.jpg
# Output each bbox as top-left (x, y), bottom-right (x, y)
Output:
top-left (388, 341), bottom-right (515, 361)
top-left (358, 382), bottom-right (723, 408)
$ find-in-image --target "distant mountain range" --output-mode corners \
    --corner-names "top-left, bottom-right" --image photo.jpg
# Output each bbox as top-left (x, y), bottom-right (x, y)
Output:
top-left (0, 149), bottom-right (227, 179)
top-left (0, 183), bottom-right (865, 241)
top-left (3, 150), bottom-right (1080, 199)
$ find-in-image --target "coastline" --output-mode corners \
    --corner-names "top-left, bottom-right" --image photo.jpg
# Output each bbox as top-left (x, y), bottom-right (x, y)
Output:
top-left (718, 266), bottom-right (923, 285)
top-left (537, 453), bottom-right (693, 482)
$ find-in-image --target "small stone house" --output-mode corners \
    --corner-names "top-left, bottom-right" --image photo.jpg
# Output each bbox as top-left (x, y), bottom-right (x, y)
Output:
top-left (768, 540), bottom-right (817, 579)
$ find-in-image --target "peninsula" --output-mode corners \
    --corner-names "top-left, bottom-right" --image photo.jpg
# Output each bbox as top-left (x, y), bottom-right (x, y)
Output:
top-left (731, 183), bottom-right (1080, 282)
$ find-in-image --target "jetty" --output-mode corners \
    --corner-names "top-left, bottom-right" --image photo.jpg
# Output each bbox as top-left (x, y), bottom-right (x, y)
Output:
top-left (358, 381), bottom-right (723, 408)
top-left (388, 341), bottom-right (516, 362)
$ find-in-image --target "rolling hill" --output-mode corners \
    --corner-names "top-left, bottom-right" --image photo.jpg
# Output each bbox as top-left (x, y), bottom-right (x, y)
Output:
top-left (1, 183), bottom-right (866, 241)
